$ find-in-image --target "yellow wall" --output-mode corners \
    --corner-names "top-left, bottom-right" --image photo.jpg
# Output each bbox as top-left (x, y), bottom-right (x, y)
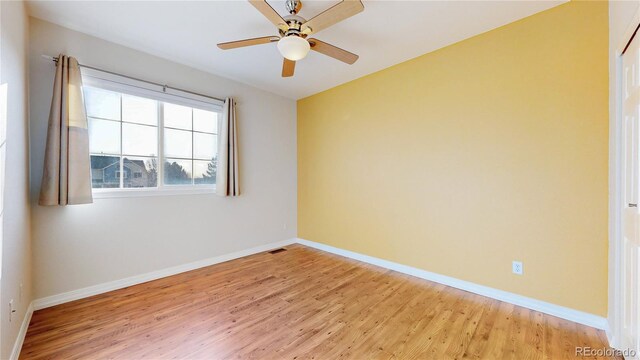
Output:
top-left (297, 0), bottom-right (608, 316)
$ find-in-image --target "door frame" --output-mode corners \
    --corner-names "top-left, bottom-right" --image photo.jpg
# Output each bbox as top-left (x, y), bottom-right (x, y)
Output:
top-left (611, 7), bottom-right (640, 351)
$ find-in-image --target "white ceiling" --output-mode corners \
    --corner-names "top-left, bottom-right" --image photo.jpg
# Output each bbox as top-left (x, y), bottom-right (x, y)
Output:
top-left (27, 0), bottom-right (565, 100)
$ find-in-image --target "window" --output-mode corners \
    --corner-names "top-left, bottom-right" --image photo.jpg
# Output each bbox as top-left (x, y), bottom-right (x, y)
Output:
top-left (163, 103), bottom-right (218, 185)
top-left (84, 83), bottom-right (220, 195)
top-left (114, 170), bottom-right (128, 180)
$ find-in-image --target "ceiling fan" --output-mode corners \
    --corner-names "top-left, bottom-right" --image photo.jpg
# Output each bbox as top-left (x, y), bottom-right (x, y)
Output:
top-left (218, 0), bottom-right (364, 77)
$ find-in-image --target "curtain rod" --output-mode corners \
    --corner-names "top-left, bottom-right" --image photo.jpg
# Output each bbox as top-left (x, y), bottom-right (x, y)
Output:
top-left (41, 55), bottom-right (226, 103)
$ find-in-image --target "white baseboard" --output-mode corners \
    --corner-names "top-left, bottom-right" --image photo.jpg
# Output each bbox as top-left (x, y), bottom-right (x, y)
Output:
top-left (296, 238), bottom-right (609, 331)
top-left (33, 239), bottom-right (296, 310)
top-left (29, 236), bottom-right (608, 333)
top-left (10, 301), bottom-right (34, 360)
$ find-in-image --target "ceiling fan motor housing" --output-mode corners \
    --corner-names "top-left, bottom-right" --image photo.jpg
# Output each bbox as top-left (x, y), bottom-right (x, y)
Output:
top-left (281, 15), bottom-right (308, 38)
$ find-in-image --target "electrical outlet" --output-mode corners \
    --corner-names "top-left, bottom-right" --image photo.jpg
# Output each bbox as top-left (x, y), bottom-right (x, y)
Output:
top-left (8, 300), bottom-right (15, 322)
top-left (512, 261), bottom-right (523, 275)
top-left (283, 223), bottom-right (287, 230)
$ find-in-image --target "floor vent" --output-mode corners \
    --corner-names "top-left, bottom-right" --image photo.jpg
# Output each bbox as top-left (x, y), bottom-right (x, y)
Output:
top-left (269, 248), bottom-right (287, 254)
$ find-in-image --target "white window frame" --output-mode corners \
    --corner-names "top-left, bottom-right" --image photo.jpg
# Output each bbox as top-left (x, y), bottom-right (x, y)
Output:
top-left (82, 68), bottom-right (224, 199)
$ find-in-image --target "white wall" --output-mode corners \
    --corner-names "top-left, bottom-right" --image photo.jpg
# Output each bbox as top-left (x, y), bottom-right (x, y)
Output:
top-left (0, 1), bottom-right (32, 358)
top-left (29, 18), bottom-right (297, 299)
top-left (608, 0), bottom-right (639, 350)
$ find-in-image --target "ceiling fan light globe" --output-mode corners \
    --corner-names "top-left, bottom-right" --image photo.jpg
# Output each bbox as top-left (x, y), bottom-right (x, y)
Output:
top-left (277, 36), bottom-right (310, 61)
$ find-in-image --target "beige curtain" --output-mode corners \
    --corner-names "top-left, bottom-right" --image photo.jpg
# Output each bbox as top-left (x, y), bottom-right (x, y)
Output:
top-left (39, 55), bottom-right (93, 206)
top-left (216, 98), bottom-right (240, 196)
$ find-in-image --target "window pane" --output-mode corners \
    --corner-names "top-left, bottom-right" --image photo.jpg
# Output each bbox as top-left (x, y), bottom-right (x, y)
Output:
top-left (164, 128), bottom-right (192, 158)
top-left (164, 103), bottom-right (192, 130)
top-left (123, 123), bottom-right (157, 156)
top-left (164, 159), bottom-right (192, 185)
top-left (194, 159), bottom-right (216, 185)
top-left (123, 156), bottom-right (158, 188)
top-left (90, 155), bottom-right (120, 188)
top-left (193, 109), bottom-right (218, 134)
top-left (122, 95), bottom-right (157, 125)
top-left (84, 87), bottom-right (120, 120)
top-left (193, 132), bottom-right (216, 160)
top-left (89, 118), bottom-right (120, 154)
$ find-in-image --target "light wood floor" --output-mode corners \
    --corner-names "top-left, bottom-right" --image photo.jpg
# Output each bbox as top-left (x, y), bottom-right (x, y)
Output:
top-left (21, 244), bottom-right (617, 359)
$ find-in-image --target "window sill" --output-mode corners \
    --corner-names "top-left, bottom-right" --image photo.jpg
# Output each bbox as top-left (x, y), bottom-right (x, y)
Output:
top-left (92, 186), bottom-right (216, 199)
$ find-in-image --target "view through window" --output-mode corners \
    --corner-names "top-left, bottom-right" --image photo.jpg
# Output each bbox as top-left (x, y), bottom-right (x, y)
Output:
top-left (84, 86), bottom-right (219, 190)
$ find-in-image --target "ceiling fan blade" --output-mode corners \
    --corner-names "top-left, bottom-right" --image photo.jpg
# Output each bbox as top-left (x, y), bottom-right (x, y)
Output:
top-left (308, 38), bottom-right (358, 64)
top-left (301, 0), bottom-right (363, 35)
top-left (218, 36), bottom-right (280, 50)
top-left (248, 0), bottom-right (289, 31)
top-left (282, 58), bottom-right (296, 77)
